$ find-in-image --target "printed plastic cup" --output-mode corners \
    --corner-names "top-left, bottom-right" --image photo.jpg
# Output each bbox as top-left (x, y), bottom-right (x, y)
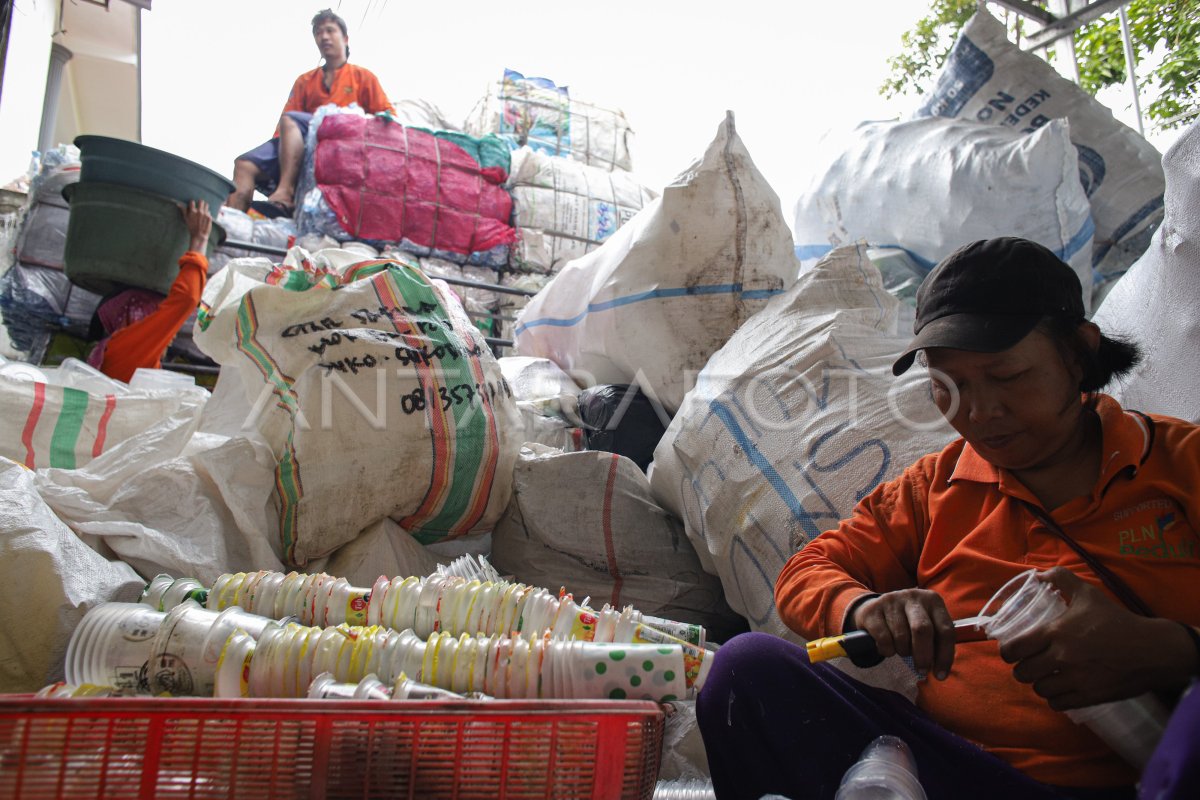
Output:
top-left (616, 619), bottom-right (710, 691)
top-left (640, 613), bottom-right (706, 649)
top-left (213, 629), bottom-right (256, 699)
top-left (148, 600), bottom-right (229, 696)
top-left (569, 641), bottom-right (686, 702)
top-left (138, 574), bottom-right (175, 610)
top-left (65, 602), bottom-right (165, 691)
top-left (251, 572), bottom-right (286, 619)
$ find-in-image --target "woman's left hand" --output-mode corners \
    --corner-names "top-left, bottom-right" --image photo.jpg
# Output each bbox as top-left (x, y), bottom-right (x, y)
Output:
top-left (999, 567), bottom-right (1196, 709)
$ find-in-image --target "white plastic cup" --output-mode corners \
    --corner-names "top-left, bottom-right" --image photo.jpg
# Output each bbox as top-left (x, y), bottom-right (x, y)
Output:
top-left (835, 735), bottom-right (927, 800)
top-left (392, 672), bottom-right (464, 700)
top-left (308, 671), bottom-right (359, 699)
top-left (979, 568), bottom-right (1169, 769)
top-left (65, 603), bottom-right (166, 691)
top-left (213, 629), bottom-right (257, 699)
top-left (148, 600), bottom-right (228, 696)
top-left (138, 574), bottom-right (175, 610)
top-left (161, 577), bottom-right (208, 611)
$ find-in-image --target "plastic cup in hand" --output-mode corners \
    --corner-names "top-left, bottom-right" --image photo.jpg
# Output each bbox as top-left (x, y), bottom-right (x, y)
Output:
top-left (978, 568), bottom-right (1169, 768)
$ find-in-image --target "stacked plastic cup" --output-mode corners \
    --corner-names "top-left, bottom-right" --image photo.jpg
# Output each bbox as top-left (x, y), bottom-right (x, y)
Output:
top-left (36, 682), bottom-right (128, 699)
top-left (834, 736), bottom-right (927, 800)
top-left (64, 602), bottom-right (167, 692)
top-left (147, 600), bottom-right (275, 697)
top-left (979, 569), bottom-right (1170, 769)
top-left (139, 575), bottom-right (208, 612)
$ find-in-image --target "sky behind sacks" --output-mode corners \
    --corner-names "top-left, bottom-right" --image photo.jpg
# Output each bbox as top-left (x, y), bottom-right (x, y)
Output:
top-left (141, 1), bottom-right (1174, 230)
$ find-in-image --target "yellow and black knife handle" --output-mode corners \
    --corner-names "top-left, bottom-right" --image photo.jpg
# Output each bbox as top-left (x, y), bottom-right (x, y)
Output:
top-left (805, 630), bottom-right (885, 668)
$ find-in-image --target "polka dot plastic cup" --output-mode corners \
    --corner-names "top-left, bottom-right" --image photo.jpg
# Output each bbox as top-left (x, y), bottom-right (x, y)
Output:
top-left (567, 641), bottom-right (686, 702)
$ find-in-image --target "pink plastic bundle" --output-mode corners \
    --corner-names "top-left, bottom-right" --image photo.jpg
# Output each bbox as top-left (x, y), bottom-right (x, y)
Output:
top-left (315, 114), bottom-right (516, 256)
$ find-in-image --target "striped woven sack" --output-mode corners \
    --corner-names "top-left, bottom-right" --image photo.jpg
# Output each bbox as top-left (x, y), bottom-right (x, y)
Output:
top-left (1, 375), bottom-right (203, 471)
top-left (195, 249), bottom-right (523, 566)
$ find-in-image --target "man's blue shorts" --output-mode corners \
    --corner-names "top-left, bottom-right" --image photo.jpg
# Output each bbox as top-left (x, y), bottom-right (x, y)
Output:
top-left (235, 111), bottom-right (313, 195)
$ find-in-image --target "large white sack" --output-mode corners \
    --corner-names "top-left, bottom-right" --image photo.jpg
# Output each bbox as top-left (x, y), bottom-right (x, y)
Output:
top-left (308, 518), bottom-right (444, 587)
top-left (793, 116), bottom-right (1095, 310)
top-left (514, 113), bottom-right (799, 415)
top-left (1092, 120), bottom-right (1200, 423)
top-left (492, 445), bottom-right (744, 641)
top-left (915, 11), bottom-right (1164, 301)
top-left (194, 249), bottom-right (523, 566)
top-left (507, 147), bottom-right (657, 274)
top-left (650, 244), bottom-right (955, 638)
top-left (36, 430), bottom-right (285, 585)
top-left (0, 457), bottom-right (144, 692)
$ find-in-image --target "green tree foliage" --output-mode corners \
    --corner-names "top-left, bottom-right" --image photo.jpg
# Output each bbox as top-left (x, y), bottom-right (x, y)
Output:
top-left (881, 0), bottom-right (1200, 131)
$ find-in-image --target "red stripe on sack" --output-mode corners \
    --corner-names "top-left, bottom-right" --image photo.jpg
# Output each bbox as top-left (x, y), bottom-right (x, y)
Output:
top-left (92, 395), bottom-right (118, 457)
top-left (21, 382), bottom-right (47, 468)
top-left (601, 453), bottom-right (623, 608)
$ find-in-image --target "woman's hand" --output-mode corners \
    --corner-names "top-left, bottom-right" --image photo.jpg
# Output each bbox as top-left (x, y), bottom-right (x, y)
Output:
top-left (851, 589), bottom-right (956, 679)
top-left (183, 200), bottom-right (213, 253)
top-left (1000, 567), bottom-right (1196, 710)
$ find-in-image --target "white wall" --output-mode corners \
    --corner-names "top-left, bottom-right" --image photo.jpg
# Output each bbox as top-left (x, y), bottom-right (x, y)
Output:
top-left (0, 0), bottom-right (57, 183)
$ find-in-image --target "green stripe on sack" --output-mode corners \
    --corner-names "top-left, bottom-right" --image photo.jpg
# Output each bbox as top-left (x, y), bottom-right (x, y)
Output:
top-left (49, 387), bottom-right (89, 469)
top-left (390, 265), bottom-right (493, 539)
top-left (234, 294), bottom-right (304, 562)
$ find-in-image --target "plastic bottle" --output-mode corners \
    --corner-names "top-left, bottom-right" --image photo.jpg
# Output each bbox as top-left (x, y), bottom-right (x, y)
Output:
top-left (834, 735), bottom-right (927, 800)
top-left (979, 569), bottom-right (1170, 769)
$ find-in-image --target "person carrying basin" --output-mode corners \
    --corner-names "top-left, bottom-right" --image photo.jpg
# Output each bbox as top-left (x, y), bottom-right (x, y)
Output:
top-left (697, 238), bottom-right (1200, 800)
top-left (87, 200), bottom-right (212, 383)
top-left (225, 8), bottom-right (393, 218)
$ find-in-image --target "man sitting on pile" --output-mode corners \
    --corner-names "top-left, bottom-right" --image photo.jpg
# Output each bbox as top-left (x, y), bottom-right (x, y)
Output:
top-left (226, 8), bottom-right (393, 218)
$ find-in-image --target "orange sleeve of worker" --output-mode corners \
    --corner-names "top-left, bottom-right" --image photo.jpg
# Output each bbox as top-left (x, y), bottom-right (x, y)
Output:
top-left (99, 252), bottom-right (208, 384)
top-left (357, 67), bottom-right (394, 114)
top-left (774, 453), bottom-right (936, 639)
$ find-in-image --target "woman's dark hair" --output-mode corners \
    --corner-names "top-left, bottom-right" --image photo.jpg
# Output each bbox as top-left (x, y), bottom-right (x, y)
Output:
top-left (1038, 316), bottom-right (1143, 393)
top-left (311, 9), bottom-right (349, 58)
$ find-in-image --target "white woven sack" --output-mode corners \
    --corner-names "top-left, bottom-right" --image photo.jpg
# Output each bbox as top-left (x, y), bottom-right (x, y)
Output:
top-left (514, 113), bottom-right (799, 415)
top-left (194, 248), bottom-right (523, 566)
top-left (507, 148), bottom-right (657, 274)
top-left (1092, 120), bottom-right (1200, 423)
top-left (914, 11), bottom-right (1165, 302)
top-left (793, 116), bottom-right (1095, 311)
top-left (650, 244), bottom-right (955, 638)
top-left (0, 457), bottom-right (144, 692)
top-left (492, 444), bottom-right (743, 640)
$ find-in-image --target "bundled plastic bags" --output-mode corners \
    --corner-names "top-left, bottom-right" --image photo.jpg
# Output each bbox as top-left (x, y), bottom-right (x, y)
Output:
top-left (650, 245), bottom-right (955, 638)
top-left (507, 147), bottom-right (657, 274)
top-left (793, 117), bottom-right (1095, 310)
top-left (915, 11), bottom-right (1165, 300)
top-left (1093, 119), bottom-right (1200, 423)
top-left (466, 69), bottom-right (635, 173)
top-left (296, 107), bottom-right (516, 267)
top-left (514, 113), bottom-right (799, 415)
top-left (492, 445), bottom-right (743, 641)
top-left (194, 248), bottom-right (523, 565)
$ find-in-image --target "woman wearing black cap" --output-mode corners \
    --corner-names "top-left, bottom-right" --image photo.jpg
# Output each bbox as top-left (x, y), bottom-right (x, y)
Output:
top-left (697, 238), bottom-right (1200, 799)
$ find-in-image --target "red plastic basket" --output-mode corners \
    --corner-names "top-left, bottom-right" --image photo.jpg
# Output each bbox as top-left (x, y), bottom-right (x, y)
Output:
top-left (0, 697), bottom-right (664, 799)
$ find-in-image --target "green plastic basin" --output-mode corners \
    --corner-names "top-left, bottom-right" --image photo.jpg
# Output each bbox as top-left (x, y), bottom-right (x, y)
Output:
top-left (62, 182), bottom-right (225, 296)
top-left (74, 135), bottom-right (234, 215)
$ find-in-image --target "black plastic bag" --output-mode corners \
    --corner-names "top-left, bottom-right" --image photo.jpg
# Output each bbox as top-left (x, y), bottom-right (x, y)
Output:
top-left (577, 384), bottom-right (671, 471)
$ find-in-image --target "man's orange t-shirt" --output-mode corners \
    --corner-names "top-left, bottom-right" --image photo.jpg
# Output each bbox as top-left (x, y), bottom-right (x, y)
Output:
top-left (775, 394), bottom-right (1200, 789)
top-left (280, 63), bottom-right (393, 120)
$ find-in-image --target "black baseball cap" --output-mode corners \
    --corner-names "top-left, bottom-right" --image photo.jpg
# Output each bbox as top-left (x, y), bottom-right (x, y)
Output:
top-left (892, 237), bottom-right (1086, 376)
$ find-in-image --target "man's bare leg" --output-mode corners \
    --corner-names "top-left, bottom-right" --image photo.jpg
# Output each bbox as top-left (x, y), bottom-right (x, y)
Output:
top-left (227, 159), bottom-right (261, 212)
top-left (265, 114), bottom-right (304, 210)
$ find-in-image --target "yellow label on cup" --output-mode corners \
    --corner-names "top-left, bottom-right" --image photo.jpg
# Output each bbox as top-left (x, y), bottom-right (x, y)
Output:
top-left (569, 609), bottom-right (598, 642)
top-left (345, 590), bottom-right (370, 627)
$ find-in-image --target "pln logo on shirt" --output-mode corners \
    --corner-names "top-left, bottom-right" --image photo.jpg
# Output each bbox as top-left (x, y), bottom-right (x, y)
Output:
top-left (1117, 510), bottom-right (1198, 560)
